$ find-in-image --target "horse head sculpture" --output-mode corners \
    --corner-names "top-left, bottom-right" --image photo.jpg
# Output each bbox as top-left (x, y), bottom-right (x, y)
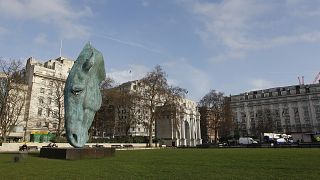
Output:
top-left (64, 42), bottom-right (106, 148)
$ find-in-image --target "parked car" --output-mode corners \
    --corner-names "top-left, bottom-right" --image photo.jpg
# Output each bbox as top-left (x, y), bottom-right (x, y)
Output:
top-left (276, 138), bottom-right (286, 144)
top-left (239, 137), bottom-right (258, 145)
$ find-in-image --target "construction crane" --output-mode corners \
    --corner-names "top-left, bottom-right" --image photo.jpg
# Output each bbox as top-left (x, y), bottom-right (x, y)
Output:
top-left (313, 72), bottom-right (320, 84)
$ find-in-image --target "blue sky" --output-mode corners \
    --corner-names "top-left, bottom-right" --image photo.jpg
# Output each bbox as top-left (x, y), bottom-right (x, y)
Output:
top-left (1, 0), bottom-right (320, 101)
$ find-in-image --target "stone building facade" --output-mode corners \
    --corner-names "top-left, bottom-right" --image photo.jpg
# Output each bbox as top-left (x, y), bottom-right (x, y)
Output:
top-left (95, 80), bottom-right (202, 146)
top-left (231, 83), bottom-right (320, 140)
top-left (96, 80), bottom-right (156, 138)
top-left (23, 57), bottom-right (74, 142)
top-left (156, 99), bottom-right (202, 147)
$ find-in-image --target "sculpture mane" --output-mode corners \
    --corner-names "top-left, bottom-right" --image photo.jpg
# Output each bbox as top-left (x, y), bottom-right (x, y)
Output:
top-left (64, 43), bottom-right (106, 148)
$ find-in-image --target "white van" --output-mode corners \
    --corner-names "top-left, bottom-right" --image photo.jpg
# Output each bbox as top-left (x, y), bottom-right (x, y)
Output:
top-left (239, 137), bottom-right (258, 145)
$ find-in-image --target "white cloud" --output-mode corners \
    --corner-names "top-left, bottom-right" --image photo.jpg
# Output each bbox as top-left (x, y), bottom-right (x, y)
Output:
top-left (182, 0), bottom-right (320, 62)
top-left (96, 34), bottom-right (164, 54)
top-left (34, 33), bottom-right (48, 44)
top-left (106, 60), bottom-right (210, 101)
top-left (286, 0), bottom-right (320, 17)
top-left (0, 0), bottom-right (92, 39)
top-left (248, 79), bottom-right (274, 91)
top-left (162, 58), bottom-right (211, 101)
top-left (106, 64), bottom-right (150, 85)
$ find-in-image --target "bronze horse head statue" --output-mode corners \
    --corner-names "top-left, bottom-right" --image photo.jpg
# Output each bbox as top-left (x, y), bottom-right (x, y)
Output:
top-left (64, 43), bottom-right (105, 148)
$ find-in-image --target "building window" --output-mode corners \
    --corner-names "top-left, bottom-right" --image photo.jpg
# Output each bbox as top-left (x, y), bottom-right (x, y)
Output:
top-left (47, 108), bottom-right (51, 117)
top-left (296, 86), bottom-right (300, 94)
top-left (49, 88), bottom-right (53, 95)
top-left (293, 108), bottom-right (299, 117)
top-left (138, 128), bottom-right (140, 132)
top-left (48, 97), bottom-right (52, 105)
top-left (53, 110), bottom-right (58, 118)
top-left (39, 97), bottom-right (44, 104)
top-left (40, 88), bottom-right (45, 93)
top-left (38, 108), bottom-right (42, 116)
top-left (44, 122), bottom-right (49, 127)
top-left (53, 123), bottom-right (57, 128)
top-left (286, 89), bottom-right (291, 95)
top-left (314, 105), bottom-right (320, 122)
top-left (306, 87), bottom-right (310, 93)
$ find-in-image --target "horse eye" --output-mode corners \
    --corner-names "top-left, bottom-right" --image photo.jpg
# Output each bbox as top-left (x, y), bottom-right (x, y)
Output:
top-left (72, 88), bottom-right (83, 95)
top-left (71, 84), bottom-right (85, 96)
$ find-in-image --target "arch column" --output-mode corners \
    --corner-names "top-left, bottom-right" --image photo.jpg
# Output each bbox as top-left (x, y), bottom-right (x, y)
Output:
top-left (196, 119), bottom-right (202, 144)
top-left (185, 121), bottom-right (191, 146)
top-left (180, 120), bottom-right (186, 146)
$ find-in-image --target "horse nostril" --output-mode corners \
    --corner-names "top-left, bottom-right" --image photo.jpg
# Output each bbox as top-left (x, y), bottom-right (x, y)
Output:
top-left (72, 134), bottom-right (78, 143)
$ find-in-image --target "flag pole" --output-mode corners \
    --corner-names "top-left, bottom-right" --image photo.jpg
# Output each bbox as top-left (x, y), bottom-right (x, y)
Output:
top-left (60, 40), bottom-right (63, 57)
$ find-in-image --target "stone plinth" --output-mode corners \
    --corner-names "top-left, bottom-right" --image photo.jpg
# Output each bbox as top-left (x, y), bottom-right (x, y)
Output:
top-left (40, 147), bottom-right (115, 160)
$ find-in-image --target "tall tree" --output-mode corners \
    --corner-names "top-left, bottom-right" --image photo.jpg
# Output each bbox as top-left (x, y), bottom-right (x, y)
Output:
top-left (0, 58), bottom-right (27, 142)
top-left (93, 77), bottom-right (143, 139)
top-left (121, 89), bottom-right (143, 137)
top-left (107, 88), bottom-right (143, 137)
top-left (51, 80), bottom-right (65, 137)
top-left (140, 65), bottom-right (187, 147)
top-left (92, 77), bottom-right (117, 138)
top-left (199, 90), bottom-right (225, 143)
top-left (158, 85), bottom-right (188, 137)
top-left (100, 76), bottom-right (116, 90)
top-left (255, 108), bottom-right (275, 137)
top-left (140, 65), bottom-right (169, 147)
top-left (218, 97), bottom-right (233, 141)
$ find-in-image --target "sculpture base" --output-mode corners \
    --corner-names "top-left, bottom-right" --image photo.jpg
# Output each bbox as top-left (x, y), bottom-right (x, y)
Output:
top-left (40, 147), bottom-right (115, 160)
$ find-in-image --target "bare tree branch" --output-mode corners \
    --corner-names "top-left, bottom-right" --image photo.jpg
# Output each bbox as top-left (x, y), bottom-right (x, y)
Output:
top-left (0, 58), bottom-right (26, 142)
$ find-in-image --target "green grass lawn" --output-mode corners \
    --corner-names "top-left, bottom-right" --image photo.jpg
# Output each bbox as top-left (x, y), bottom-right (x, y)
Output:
top-left (0, 148), bottom-right (319, 179)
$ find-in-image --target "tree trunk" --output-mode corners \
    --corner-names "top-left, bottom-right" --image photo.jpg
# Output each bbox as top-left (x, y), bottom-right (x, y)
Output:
top-left (3, 133), bottom-right (7, 143)
top-left (214, 128), bottom-right (218, 144)
top-left (57, 121), bottom-right (61, 137)
top-left (148, 123), bottom-right (152, 147)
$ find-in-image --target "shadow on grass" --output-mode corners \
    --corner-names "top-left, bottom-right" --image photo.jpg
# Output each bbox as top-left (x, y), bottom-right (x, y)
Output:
top-left (0, 152), bottom-right (40, 164)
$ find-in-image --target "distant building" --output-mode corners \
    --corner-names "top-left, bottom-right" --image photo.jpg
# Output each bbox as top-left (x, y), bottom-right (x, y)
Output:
top-left (95, 80), bottom-right (156, 138)
top-left (23, 57), bottom-right (74, 142)
top-left (230, 83), bottom-right (320, 142)
top-left (95, 80), bottom-right (202, 146)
